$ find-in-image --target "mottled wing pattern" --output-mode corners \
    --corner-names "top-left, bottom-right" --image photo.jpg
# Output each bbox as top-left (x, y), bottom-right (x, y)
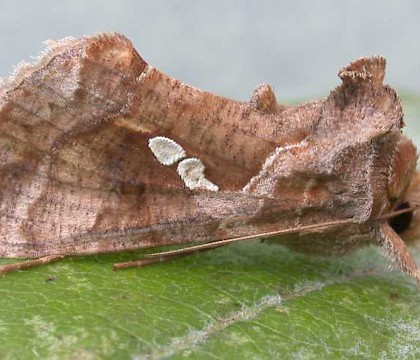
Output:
top-left (0, 33), bottom-right (312, 257)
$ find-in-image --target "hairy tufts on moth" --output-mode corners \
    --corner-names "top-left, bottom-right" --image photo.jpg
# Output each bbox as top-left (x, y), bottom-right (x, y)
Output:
top-left (0, 33), bottom-right (419, 286)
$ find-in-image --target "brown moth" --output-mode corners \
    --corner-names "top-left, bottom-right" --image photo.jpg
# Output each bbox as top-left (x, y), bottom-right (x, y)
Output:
top-left (0, 33), bottom-right (419, 282)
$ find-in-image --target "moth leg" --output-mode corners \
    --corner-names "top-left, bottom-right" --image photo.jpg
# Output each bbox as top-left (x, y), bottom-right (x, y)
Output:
top-left (0, 255), bottom-right (65, 276)
top-left (378, 222), bottom-right (420, 283)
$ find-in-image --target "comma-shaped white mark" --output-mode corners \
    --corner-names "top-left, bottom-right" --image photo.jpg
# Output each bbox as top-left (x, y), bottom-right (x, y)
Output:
top-left (148, 136), bottom-right (186, 166)
top-left (177, 158), bottom-right (219, 192)
top-left (148, 136), bottom-right (219, 191)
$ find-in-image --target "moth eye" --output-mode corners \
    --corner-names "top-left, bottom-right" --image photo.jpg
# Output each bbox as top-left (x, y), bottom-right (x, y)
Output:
top-left (389, 202), bottom-right (413, 234)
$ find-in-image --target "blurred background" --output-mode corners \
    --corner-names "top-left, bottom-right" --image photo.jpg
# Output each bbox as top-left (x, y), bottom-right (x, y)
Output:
top-left (0, 0), bottom-right (419, 101)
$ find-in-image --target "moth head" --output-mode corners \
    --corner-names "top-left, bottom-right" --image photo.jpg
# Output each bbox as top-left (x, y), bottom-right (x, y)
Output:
top-left (387, 136), bottom-right (420, 241)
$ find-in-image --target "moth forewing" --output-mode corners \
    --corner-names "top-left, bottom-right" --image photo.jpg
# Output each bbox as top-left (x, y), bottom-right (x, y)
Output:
top-left (0, 33), bottom-right (419, 283)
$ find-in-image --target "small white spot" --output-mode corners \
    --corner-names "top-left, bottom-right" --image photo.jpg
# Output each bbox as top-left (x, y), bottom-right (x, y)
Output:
top-left (148, 136), bottom-right (186, 166)
top-left (177, 158), bottom-right (219, 191)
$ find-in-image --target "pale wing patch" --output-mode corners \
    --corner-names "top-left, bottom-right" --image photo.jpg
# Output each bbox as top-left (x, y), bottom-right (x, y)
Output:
top-left (242, 141), bottom-right (308, 195)
top-left (177, 158), bottom-right (219, 192)
top-left (148, 136), bottom-right (219, 191)
top-left (148, 136), bottom-right (186, 166)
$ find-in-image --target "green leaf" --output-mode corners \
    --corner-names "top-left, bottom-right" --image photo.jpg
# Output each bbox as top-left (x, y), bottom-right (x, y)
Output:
top-left (1, 96), bottom-right (420, 360)
top-left (1, 244), bottom-right (420, 359)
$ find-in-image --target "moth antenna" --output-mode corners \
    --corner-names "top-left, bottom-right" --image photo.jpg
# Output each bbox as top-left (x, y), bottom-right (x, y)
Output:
top-left (113, 247), bottom-right (215, 270)
top-left (113, 218), bottom-right (356, 270)
top-left (377, 203), bottom-right (420, 221)
top-left (139, 207), bottom-right (420, 258)
top-left (114, 206), bottom-right (419, 271)
top-left (0, 255), bottom-right (65, 276)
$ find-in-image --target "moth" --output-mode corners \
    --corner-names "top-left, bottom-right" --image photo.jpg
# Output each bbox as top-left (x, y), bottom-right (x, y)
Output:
top-left (0, 33), bottom-right (419, 283)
